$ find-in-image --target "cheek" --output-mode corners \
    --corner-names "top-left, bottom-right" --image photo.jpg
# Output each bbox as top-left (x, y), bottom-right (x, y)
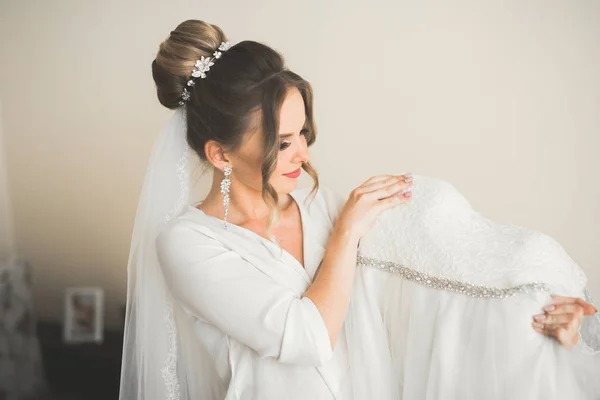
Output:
top-left (272, 153), bottom-right (288, 175)
top-left (231, 156), bottom-right (263, 189)
top-left (268, 154), bottom-right (299, 192)
top-left (235, 151), bottom-right (298, 193)
top-left (273, 150), bottom-right (299, 178)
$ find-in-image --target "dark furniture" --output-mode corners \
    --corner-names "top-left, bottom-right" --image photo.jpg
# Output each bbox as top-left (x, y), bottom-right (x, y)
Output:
top-left (37, 320), bottom-right (123, 400)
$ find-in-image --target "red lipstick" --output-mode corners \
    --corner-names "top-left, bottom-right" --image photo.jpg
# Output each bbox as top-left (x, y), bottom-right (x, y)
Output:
top-left (283, 168), bottom-right (302, 179)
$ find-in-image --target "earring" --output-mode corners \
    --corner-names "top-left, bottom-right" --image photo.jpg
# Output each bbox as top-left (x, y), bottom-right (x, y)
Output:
top-left (220, 166), bottom-right (232, 229)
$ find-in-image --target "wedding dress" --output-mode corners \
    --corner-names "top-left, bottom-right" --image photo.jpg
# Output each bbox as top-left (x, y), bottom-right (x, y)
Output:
top-left (352, 174), bottom-right (600, 399)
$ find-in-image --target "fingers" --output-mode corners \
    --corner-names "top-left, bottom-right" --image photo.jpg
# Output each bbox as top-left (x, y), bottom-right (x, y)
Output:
top-left (532, 304), bottom-right (583, 348)
top-left (532, 323), bottom-right (577, 347)
top-left (550, 295), bottom-right (598, 316)
top-left (361, 173), bottom-right (412, 188)
top-left (533, 313), bottom-right (577, 326)
top-left (353, 174), bottom-right (413, 202)
top-left (543, 303), bottom-right (583, 316)
top-left (533, 316), bottom-right (582, 334)
top-left (579, 301), bottom-right (597, 316)
top-left (361, 174), bottom-right (412, 194)
top-left (537, 303), bottom-right (585, 326)
top-left (361, 175), bottom-right (395, 186)
top-left (360, 179), bottom-right (410, 199)
top-left (531, 295), bottom-right (596, 349)
top-left (532, 322), bottom-right (554, 336)
top-left (342, 173), bottom-right (414, 240)
top-left (362, 173), bottom-right (411, 186)
top-left (376, 190), bottom-right (412, 211)
top-left (533, 302), bottom-right (584, 327)
top-left (366, 180), bottom-right (412, 201)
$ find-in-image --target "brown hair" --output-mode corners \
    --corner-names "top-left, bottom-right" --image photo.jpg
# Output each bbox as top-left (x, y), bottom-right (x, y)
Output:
top-left (152, 20), bottom-right (319, 227)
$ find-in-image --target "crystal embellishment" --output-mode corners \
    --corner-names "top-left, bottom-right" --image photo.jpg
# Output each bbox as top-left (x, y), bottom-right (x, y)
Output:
top-left (357, 254), bottom-right (552, 299)
top-left (179, 41), bottom-right (232, 106)
top-left (178, 88), bottom-right (191, 106)
top-left (220, 166), bottom-right (232, 229)
top-left (218, 41), bottom-right (231, 51)
top-left (191, 56), bottom-right (214, 79)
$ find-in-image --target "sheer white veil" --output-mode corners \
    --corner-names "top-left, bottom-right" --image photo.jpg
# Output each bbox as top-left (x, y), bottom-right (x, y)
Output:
top-left (119, 109), bottom-right (227, 400)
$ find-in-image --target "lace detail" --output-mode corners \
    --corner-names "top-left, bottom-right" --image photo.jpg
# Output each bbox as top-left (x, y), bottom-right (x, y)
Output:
top-left (161, 145), bottom-right (188, 400)
top-left (166, 147), bottom-right (189, 223)
top-left (161, 300), bottom-right (181, 400)
top-left (358, 254), bottom-right (552, 298)
top-left (581, 288), bottom-right (600, 352)
top-left (358, 176), bottom-right (587, 295)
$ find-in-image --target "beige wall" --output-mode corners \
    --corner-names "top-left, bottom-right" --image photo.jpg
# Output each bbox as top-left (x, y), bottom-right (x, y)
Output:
top-left (0, 0), bottom-right (598, 329)
top-left (0, 101), bottom-right (16, 258)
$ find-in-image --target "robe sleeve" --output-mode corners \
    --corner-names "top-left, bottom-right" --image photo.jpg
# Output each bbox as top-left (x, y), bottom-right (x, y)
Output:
top-left (156, 223), bottom-right (333, 367)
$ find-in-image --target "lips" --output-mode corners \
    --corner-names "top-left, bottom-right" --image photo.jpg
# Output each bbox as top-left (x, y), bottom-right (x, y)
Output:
top-left (283, 168), bottom-right (302, 179)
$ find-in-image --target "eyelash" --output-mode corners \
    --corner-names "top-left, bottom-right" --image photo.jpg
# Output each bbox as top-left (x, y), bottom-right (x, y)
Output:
top-left (279, 129), bottom-right (308, 151)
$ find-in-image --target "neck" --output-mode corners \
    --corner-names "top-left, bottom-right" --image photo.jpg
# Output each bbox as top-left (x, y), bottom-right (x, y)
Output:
top-left (200, 169), bottom-right (292, 224)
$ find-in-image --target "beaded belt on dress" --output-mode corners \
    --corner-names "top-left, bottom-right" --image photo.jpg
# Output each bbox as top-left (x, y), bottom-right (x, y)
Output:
top-left (357, 254), bottom-right (551, 299)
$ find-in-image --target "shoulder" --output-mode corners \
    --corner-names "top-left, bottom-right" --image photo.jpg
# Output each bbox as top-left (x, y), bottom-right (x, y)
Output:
top-left (155, 208), bottom-right (224, 264)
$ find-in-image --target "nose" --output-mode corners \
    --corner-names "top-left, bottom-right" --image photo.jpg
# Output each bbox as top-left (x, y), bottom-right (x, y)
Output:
top-left (293, 138), bottom-right (311, 164)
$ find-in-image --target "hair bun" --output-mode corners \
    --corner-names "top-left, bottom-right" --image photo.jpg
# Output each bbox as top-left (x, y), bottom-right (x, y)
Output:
top-left (152, 20), bottom-right (227, 109)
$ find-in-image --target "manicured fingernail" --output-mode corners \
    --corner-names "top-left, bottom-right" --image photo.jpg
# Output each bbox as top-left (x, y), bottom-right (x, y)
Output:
top-left (533, 314), bottom-right (546, 322)
top-left (544, 305), bottom-right (555, 312)
top-left (532, 322), bottom-right (544, 329)
top-left (404, 177), bottom-right (413, 183)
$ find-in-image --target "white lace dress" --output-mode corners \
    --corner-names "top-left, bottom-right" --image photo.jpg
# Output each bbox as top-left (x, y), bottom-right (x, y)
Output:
top-left (355, 175), bottom-right (600, 399)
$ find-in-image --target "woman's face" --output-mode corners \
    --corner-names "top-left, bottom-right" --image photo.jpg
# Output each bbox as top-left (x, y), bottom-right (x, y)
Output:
top-left (227, 86), bottom-right (311, 195)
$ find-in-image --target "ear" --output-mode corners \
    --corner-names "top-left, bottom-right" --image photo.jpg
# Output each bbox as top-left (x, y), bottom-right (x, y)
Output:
top-left (204, 140), bottom-right (232, 171)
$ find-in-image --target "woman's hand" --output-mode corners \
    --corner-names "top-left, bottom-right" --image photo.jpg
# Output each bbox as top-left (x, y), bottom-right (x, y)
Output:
top-left (335, 173), bottom-right (413, 242)
top-left (532, 295), bottom-right (598, 349)
top-left (306, 173), bottom-right (413, 349)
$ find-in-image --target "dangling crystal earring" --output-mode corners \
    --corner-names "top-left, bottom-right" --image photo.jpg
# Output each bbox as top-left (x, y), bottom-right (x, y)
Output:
top-left (220, 166), bottom-right (232, 229)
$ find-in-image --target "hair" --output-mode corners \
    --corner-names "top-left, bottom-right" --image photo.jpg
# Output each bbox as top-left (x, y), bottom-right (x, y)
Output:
top-left (152, 20), bottom-right (319, 230)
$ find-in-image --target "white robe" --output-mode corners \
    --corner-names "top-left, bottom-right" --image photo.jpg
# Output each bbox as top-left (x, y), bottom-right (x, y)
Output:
top-left (156, 187), bottom-right (359, 399)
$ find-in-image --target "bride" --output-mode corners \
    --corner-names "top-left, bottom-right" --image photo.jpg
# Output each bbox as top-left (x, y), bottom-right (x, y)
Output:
top-left (119, 19), bottom-right (600, 400)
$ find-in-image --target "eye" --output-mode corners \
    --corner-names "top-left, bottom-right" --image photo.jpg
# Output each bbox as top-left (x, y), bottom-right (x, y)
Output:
top-left (279, 142), bottom-right (291, 151)
top-left (279, 129), bottom-right (309, 151)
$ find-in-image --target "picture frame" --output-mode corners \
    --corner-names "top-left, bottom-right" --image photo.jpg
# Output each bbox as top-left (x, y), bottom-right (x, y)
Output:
top-left (63, 287), bottom-right (104, 343)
